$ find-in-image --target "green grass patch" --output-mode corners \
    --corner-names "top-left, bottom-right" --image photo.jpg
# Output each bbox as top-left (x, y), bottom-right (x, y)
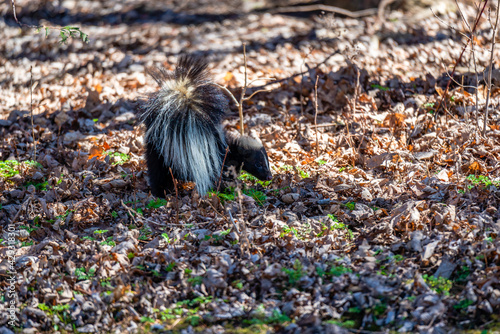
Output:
top-left (423, 274), bottom-right (452, 295)
top-left (0, 160), bottom-right (19, 178)
top-left (371, 84), bottom-right (390, 91)
top-left (209, 187), bottom-right (267, 206)
top-left (75, 267), bottom-right (96, 281)
top-left (105, 151), bottom-right (130, 165)
top-left (453, 299), bottom-right (474, 310)
top-left (239, 172), bottom-right (271, 187)
top-left (344, 202), bottom-right (356, 211)
top-left (147, 198), bottom-right (168, 209)
top-left (466, 174), bottom-right (500, 189)
top-left (282, 259), bottom-right (305, 285)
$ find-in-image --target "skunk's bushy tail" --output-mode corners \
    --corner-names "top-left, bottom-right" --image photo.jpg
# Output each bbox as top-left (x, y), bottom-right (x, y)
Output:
top-left (139, 56), bottom-right (229, 195)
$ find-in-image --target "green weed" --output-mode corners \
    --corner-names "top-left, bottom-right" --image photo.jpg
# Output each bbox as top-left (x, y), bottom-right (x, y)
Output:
top-left (147, 198), bottom-right (168, 209)
top-left (371, 84), bottom-right (390, 91)
top-left (105, 151), bottom-right (130, 165)
top-left (423, 274), bottom-right (452, 295)
top-left (0, 160), bottom-right (19, 178)
top-left (282, 259), bottom-right (305, 285)
top-left (75, 267), bottom-right (96, 281)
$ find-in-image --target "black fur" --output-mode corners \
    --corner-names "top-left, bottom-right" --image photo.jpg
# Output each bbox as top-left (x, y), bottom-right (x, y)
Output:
top-left (139, 55), bottom-right (272, 197)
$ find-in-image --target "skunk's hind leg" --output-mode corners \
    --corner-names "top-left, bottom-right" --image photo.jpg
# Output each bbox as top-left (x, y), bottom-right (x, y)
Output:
top-left (145, 143), bottom-right (175, 198)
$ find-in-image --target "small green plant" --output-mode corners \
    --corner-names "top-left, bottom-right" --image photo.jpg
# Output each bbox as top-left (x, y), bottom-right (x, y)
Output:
top-left (210, 187), bottom-right (267, 205)
top-left (100, 278), bottom-right (113, 289)
top-left (187, 276), bottom-right (203, 286)
top-left (344, 202), bottom-right (356, 211)
top-left (454, 266), bottom-right (471, 283)
top-left (94, 229), bottom-right (109, 235)
top-left (105, 151), bottom-right (130, 165)
top-left (371, 84), bottom-right (390, 91)
top-left (111, 211), bottom-right (118, 218)
top-left (0, 160), bottom-right (19, 178)
top-left (316, 159), bottom-right (327, 165)
top-left (453, 299), bottom-right (474, 310)
top-left (280, 165), bottom-right (293, 171)
top-left (239, 172), bottom-right (271, 187)
top-left (140, 316), bottom-right (155, 323)
top-left (208, 188), bottom-right (235, 203)
top-left (327, 214), bottom-right (353, 240)
top-left (325, 319), bottom-right (356, 328)
top-left (423, 274), bottom-right (452, 295)
top-left (282, 259), bottom-right (305, 285)
top-left (21, 240), bottom-right (34, 247)
top-left (75, 267), bottom-right (96, 281)
top-left (48, 209), bottom-right (75, 223)
top-left (138, 226), bottom-right (152, 241)
top-left (243, 188), bottom-right (267, 205)
top-left (466, 174), bottom-right (500, 189)
top-left (25, 179), bottom-right (49, 191)
top-left (232, 280), bottom-right (244, 290)
top-left (100, 237), bottom-right (115, 247)
top-left (20, 223), bottom-right (39, 233)
top-left (37, 26), bottom-right (89, 44)
top-left (280, 225), bottom-right (299, 238)
top-left (296, 167), bottom-right (310, 178)
top-left (328, 265), bottom-right (352, 277)
top-left (338, 167), bottom-right (347, 172)
top-left (165, 262), bottom-right (176, 272)
top-left (348, 307), bottom-right (362, 314)
top-left (81, 236), bottom-right (96, 241)
top-left (391, 254), bottom-right (404, 263)
top-left (147, 198), bottom-right (168, 209)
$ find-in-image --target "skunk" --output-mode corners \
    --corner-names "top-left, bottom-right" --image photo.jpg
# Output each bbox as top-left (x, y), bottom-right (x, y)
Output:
top-left (139, 55), bottom-right (272, 197)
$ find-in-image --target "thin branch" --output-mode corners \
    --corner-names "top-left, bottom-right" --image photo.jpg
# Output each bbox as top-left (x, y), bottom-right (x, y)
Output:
top-left (430, 7), bottom-right (470, 39)
top-left (314, 75), bottom-right (320, 158)
top-left (243, 89), bottom-right (271, 101)
top-left (483, 0), bottom-right (500, 135)
top-left (434, 0), bottom-right (489, 117)
top-left (30, 66), bottom-right (36, 161)
top-left (169, 167), bottom-right (179, 225)
top-left (247, 77), bottom-right (275, 87)
top-left (269, 4), bottom-right (377, 18)
top-left (217, 146), bottom-right (230, 192)
top-left (212, 83), bottom-right (240, 107)
top-left (239, 43), bottom-right (248, 136)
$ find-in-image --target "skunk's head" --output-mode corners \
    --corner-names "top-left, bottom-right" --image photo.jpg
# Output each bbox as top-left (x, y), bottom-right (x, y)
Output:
top-left (235, 135), bottom-right (273, 181)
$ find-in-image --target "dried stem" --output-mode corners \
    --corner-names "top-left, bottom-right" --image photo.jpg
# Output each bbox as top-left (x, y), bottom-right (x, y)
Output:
top-left (434, 0), bottom-right (489, 117)
top-left (216, 146), bottom-right (230, 192)
top-left (30, 66), bottom-right (36, 160)
top-left (239, 43), bottom-right (248, 136)
top-left (169, 167), bottom-right (179, 225)
top-left (314, 75), bottom-right (320, 157)
top-left (483, 0), bottom-right (500, 135)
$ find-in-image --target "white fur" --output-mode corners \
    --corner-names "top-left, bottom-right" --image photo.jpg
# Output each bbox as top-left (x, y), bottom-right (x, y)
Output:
top-left (143, 78), bottom-right (225, 194)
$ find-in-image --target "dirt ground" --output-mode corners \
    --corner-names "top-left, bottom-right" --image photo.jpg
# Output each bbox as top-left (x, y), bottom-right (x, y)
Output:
top-left (1, 0), bottom-right (500, 333)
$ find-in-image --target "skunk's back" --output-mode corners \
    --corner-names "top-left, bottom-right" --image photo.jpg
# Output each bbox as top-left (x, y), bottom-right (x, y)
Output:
top-left (141, 55), bottom-right (229, 194)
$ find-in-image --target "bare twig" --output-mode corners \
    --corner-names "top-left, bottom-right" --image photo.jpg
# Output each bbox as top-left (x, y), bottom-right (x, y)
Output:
top-left (434, 0), bottom-right (489, 117)
top-left (227, 210), bottom-right (240, 233)
top-left (169, 167), bottom-right (179, 225)
top-left (30, 66), bottom-right (36, 160)
top-left (314, 75), bottom-right (320, 157)
top-left (212, 83), bottom-right (240, 107)
top-left (11, 196), bottom-right (33, 224)
top-left (216, 146), bottom-right (230, 192)
top-left (269, 4), bottom-right (377, 18)
top-left (483, 0), bottom-right (500, 135)
top-left (239, 43), bottom-right (248, 136)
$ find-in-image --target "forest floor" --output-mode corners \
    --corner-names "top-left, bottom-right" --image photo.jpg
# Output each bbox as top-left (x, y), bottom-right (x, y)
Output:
top-left (1, 0), bottom-right (500, 333)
